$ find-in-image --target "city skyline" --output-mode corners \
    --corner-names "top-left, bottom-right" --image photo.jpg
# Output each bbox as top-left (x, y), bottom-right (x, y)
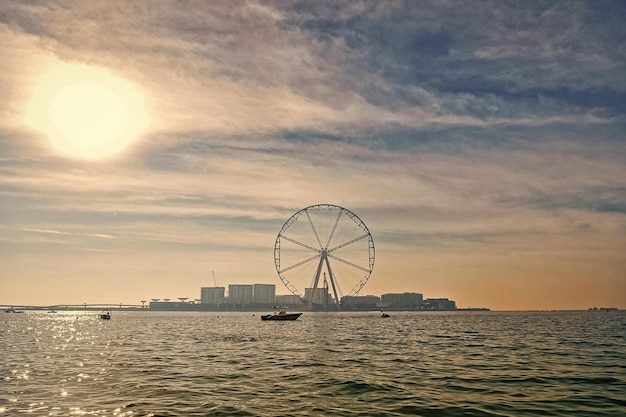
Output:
top-left (1, 2), bottom-right (625, 311)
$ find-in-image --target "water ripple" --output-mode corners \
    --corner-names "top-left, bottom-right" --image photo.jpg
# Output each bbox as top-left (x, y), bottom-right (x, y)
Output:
top-left (1, 310), bottom-right (625, 416)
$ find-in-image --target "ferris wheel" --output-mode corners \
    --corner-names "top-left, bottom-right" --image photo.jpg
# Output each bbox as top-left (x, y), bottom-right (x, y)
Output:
top-left (274, 204), bottom-right (375, 308)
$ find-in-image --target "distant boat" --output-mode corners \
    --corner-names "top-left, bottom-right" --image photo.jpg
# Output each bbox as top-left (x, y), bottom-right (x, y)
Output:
top-left (261, 306), bottom-right (302, 321)
top-left (380, 311), bottom-right (390, 318)
top-left (4, 307), bottom-right (24, 313)
top-left (48, 310), bottom-right (57, 314)
top-left (100, 309), bottom-right (111, 320)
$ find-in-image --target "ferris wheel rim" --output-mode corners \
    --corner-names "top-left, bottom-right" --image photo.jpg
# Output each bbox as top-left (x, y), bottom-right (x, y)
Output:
top-left (275, 203), bottom-right (374, 236)
top-left (273, 204), bottom-right (375, 300)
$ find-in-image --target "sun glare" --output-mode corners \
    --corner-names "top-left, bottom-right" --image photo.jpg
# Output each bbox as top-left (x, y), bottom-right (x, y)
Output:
top-left (25, 63), bottom-right (150, 159)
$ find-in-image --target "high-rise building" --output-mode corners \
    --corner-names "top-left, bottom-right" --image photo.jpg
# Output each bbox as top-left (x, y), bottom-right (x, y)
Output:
top-left (253, 284), bottom-right (276, 304)
top-left (228, 284), bottom-right (253, 305)
top-left (200, 287), bottom-right (225, 305)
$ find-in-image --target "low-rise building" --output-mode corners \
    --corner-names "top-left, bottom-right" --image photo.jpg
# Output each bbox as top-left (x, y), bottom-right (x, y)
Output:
top-left (423, 298), bottom-right (457, 310)
top-left (381, 292), bottom-right (423, 309)
top-left (341, 295), bottom-right (381, 310)
top-left (304, 287), bottom-right (332, 305)
top-left (275, 294), bottom-right (303, 306)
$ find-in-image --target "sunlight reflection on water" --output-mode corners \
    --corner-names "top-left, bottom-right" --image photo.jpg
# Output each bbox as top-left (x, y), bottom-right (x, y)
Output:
top-left (1, 310), bottom-right (625, 416)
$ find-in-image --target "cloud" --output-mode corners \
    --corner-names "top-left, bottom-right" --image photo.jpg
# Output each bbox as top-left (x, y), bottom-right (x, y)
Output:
top-left (21, 228), bottom-right (69, 235)
top-left (18, 227), bottom-right (116, 239)
top-left (3, 0), bottom-right (624, 144)
top-left (1, 1), bottom-right (625, 307)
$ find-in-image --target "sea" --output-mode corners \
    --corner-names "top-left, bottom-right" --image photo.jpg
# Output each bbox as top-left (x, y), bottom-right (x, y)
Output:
top-left (1, 310), bottom-right (624, 416)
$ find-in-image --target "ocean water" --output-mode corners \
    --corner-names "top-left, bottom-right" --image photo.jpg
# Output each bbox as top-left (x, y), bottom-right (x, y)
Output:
top-left (1, 310), bottom-right (625, 416)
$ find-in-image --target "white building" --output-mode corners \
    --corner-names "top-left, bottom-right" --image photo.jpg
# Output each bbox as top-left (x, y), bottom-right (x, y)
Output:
top-left (200, 287), bottom-right (225, 305)
top-left (228, 284), bottom-right (253, 305)
top-left (253, 284), bottom-right (276, 304)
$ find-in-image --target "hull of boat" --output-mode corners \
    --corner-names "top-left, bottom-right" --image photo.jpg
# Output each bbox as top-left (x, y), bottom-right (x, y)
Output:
top-left (261, 313), bottom-right (302, 321)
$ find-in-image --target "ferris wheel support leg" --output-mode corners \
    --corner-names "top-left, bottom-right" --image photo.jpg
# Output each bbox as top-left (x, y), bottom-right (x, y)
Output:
top-left (325, 257), bottom-right (341, 310)
top-left (308, 255), bottom-right (325, 309)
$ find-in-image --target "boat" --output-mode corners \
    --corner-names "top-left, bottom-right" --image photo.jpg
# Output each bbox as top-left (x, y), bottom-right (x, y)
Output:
top-left (100, 309), bottom-right (111, 320)
top-left (4, 307), bottom-right (24, 313)
top-left (47, 310), bottom-right (57, 314)
top-left (380, 311), bottom-right (390, 318)
top-left (261, 306), bottom-right (302, 321)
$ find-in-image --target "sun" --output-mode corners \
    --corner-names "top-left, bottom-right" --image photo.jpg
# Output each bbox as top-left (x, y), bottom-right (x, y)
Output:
top-left (25, 62), bottom-right (150, 159)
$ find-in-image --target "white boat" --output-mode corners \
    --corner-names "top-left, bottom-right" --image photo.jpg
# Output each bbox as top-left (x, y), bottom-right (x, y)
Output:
top-left (261, 306), bottom-right (302, 321)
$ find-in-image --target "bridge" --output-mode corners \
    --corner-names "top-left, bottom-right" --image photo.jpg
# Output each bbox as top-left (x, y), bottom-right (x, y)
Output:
top-left (1, 303), bottom-right (145, 311)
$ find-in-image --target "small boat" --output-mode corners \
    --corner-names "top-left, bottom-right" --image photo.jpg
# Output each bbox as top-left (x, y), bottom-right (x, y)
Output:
top-left (48, 310), bottom-right (57, 314)
top-left (4, 307), bottom-right (24, 313)
top-left (100, 309), bottom-right (111, 320)
top-left (261, 306), bottom-right (302, 321)
top-left (380, 311), bottom-right (390, 318)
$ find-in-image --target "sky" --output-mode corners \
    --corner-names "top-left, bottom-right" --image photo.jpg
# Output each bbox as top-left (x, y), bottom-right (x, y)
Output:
top-left (1, 1), bottom-right (625, 310)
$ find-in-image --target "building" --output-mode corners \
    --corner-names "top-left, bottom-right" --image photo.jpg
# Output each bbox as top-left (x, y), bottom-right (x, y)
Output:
top-left (200, 287), bottom-right (225, 306)
top-left (275, 294), bottom-right (303, 306)
top-left (381, 292), bottom-right (423, 310)
top-left (253, 284), bottom-right (276, 305)
top-left (341, 295), bottom-right (381, 310)
top-left (423, 298), bottom-right (457, 310)
top-left (150, 279), bottom-right (466, 311)
top-left (228, 284), bottom-right (253, 305)
top-left (304, 287), bottom-right (332, 305)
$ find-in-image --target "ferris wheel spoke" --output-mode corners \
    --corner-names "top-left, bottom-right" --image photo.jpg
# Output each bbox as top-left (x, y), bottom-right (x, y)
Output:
top-left (325, 208), bottom-right (343, 249)
top-left (305, 210), bottom-right (324, 249)
top-left (327, 233), bottom-right (369, 253)
top-left (279, 253), bottom-right (321, 274)
top-left (280, 234), bottom-right (321, 253)
top-left (327, 253), bottom-right (371, 273)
